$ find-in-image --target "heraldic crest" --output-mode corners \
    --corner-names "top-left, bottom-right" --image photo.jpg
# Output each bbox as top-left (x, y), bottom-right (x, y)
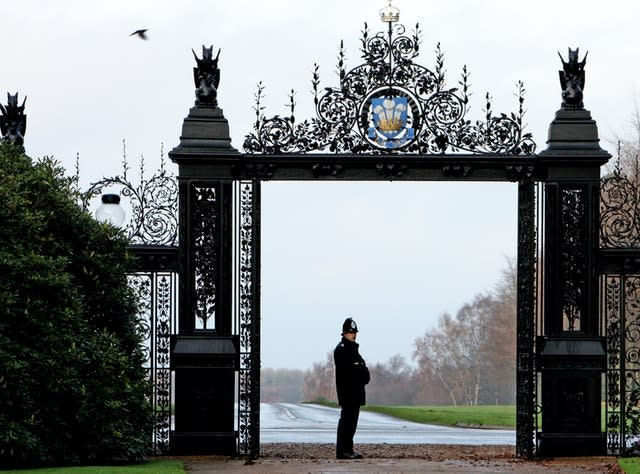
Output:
top-left (244, 17), bottom-right (535, 155)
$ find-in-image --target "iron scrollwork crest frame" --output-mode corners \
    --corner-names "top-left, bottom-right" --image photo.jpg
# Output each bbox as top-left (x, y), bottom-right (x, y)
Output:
top-left (244, 22), bottom-right (536, 155)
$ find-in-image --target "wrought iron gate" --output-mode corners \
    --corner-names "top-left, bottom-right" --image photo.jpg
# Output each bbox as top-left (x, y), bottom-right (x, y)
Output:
top-left (600, 165), bottom-right (640, 455)
top-left (516, 180), bottom-right (541, 458)
top-left (82, 156), bottom-right (179, 454)
top-left (128, 247), bottom-right (178, 454)
top-left (75, 2), bottom-right (615, 459)
top-left (235, 180), bottom-right (261, 458)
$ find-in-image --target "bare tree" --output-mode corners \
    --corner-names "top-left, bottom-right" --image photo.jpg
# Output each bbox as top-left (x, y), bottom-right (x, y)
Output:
top-left (367, 354), bottom-right (415, 405)
top-left (261, 368), bottom-right (305, 402)
top-left (301, 353), bottom-right (335, 402)
top-left (413, 259), bottom-right (517, 406)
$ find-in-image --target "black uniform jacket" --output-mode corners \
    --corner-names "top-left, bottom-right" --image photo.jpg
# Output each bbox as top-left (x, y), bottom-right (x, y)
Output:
top-left (334, 336), bottom-right (370, 406)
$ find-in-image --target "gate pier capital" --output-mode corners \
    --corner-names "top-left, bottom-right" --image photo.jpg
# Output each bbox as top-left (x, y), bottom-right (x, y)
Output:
top-left (539, 108), bottom-right (608, 158)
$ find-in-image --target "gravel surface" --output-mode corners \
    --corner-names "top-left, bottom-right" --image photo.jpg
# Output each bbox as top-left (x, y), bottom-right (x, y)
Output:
top-left (260, 443), bottom-right (516, 460)
top-left (179, 443), bottom-right (625, 473)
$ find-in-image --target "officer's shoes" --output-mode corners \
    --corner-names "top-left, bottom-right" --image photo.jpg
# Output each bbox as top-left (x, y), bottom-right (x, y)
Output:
top-left (337, 451), bottom-right (364, 459)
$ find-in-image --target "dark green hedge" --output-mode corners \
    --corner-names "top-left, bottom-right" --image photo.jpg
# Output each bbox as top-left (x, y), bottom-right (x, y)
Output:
top-left (0, 143), bottom-right (154, 467)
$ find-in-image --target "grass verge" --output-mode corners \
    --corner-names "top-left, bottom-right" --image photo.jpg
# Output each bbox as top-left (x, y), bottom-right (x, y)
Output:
top-left (306, 400), bottom-right (516, 429)
top-left (364, 405), bottom-right (516, 429)
top-left (0, 459), bottom-right (184, 474)
top-left (619, 457), bottom-right (640, 473)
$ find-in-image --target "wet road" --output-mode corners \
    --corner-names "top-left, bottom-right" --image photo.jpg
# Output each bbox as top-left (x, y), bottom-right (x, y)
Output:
top-left (260, 403), bottom-right (516, 445)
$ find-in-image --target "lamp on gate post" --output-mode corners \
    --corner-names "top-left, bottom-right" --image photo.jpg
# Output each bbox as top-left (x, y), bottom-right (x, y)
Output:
top-left (95, 193), bottom-right (126, 227)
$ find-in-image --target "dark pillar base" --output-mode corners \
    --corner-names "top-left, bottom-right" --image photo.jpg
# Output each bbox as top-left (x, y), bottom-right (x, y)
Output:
top-left (538, 433), bottom-right (606, 457)
top-left (170, 432), bottom-right (237, 455)
top-left (170, 335), bottom-right (239, 455)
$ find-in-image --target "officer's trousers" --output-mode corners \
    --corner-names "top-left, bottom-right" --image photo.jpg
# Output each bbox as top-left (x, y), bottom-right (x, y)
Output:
top-left (336, 403), bottom-right (360, 455)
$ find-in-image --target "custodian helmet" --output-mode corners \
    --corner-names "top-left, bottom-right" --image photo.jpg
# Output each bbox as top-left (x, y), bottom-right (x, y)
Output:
top-left (342, 317), bottom-right (358, 334)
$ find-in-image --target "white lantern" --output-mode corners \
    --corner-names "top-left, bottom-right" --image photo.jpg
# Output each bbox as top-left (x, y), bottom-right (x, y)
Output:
top-left (95, 193), bottom-right (126, 227)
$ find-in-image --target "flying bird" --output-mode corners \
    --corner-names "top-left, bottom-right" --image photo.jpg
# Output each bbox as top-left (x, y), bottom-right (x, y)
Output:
top-left (130, 29), bottom-right (148, 40)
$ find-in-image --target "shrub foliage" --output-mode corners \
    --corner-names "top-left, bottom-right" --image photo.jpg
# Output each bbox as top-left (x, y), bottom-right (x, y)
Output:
top-left (0, 143), bottom-right (153, 467)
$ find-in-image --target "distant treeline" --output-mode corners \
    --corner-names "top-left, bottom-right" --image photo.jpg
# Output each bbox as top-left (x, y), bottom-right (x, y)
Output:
top-left (262, 258), bottom-right (517, 406)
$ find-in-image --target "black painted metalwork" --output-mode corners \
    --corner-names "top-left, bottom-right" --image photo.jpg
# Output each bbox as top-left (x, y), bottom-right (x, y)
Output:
top-left (0, 92), bottom-right (27, 145)
top-left (192, 45), bottom-right (221, 107)
top-left (543, 182), bottom-right (601, 336)
top-left (601, 163), bottom-right (640, 248)
top-left (560, 187), bottom-right (588, 331)
top-left (236, 180), bottom-right (261, 459)
top-left (234, 153), bottom-right (541, 181)
top-left (243, 23), bottom-right (535, 155)
top-left (169, 176), bottom-right (238, 454)
top-left (81, 148), bottom-right (179, 246)
top-left (534, 43), bottom-right (610, 457)
top-left (600, 167), bottom-right (640, 455)
top-left (558, 48), bottom-right (587, 110)
top-left (127, 265), bottom-right (177, 454)
top-left (192, 184), bottom-right (219, 330)
top-left (537, 178), bottom-right (606, 456)
top-left (516, 181), bottom-right (538, 459)
top-left (171, 179), bottom-right (233, 335)
top-left (166, 21), bottom-right (611, 460)
top-left (81, 155), bottom-right (179, 455)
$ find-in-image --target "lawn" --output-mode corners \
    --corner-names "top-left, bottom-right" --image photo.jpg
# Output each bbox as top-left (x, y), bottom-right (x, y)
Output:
top-left (364, 404), bottom-right (517, 429)
top-left (0, 460), bottom-right (184, 474)
top-left (619, 457), bottom-right (640, 473)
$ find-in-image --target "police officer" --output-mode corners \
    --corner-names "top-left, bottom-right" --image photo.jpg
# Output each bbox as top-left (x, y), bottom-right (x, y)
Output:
top-left (334, 317), bottom-right (370, 459)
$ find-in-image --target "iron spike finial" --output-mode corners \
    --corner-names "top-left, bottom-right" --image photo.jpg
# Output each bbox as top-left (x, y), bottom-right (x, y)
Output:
top-left (380, 0), bottom-right (400, 23)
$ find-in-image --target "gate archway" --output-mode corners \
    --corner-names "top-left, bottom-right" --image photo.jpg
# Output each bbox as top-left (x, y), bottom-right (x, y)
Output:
top-left (160, 7), bottom-right (611, 461)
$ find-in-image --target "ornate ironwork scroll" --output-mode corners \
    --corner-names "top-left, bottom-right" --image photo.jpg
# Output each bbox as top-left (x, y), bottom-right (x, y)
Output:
top-left (560, 187), bottom-right (587, 331)
top-left (604, 274), bottom-right (640, 455)
top-left (244, 23), bottom-right (535, 155)
top-left (600, 164), bottom-right (640, 454)
top-left (192, 184), bottom-right (218, 330)
top-left (516, 181), bottom-right (538, 458)
top-left (81, 148), bottom-right (179, 246)
top-left (128, 270), bottom-right (177, 454)
top-left (81, 147), bottom-right (179, 453)
top-left (601, 166), bottom-right (640, 248)
top-left (237, 180), bottom-right (261, 459)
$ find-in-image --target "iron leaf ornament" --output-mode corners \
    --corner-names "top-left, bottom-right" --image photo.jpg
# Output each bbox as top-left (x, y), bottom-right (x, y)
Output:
top-left (244, 23), bottom-right (535, 155)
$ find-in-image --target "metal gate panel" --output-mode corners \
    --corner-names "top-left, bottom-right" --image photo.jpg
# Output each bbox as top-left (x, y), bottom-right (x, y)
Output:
top-left (600, 167), bottom-right (640, 455)
top-left (516, 180), bottom-right (540, 458)
top-left (603, 272), bottom-right (640, 455)
top-left (235, 180), bottom-right (261, 458)
top-left (128, 252), bottom-right (179, 454)
top-left (82, 159), bottom-right (180, 455)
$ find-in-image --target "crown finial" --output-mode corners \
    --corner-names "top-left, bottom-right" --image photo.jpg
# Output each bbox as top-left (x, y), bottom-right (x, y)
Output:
top-left (380, 0), bottom-right (400, 23)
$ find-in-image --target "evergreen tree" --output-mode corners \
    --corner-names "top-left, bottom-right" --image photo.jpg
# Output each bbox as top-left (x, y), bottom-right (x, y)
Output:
top-left (0, 143), bottom-right (153, 467)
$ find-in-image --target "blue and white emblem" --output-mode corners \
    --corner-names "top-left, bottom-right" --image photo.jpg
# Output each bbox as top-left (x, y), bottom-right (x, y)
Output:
top-left (368, 96), bottom-right (414, 149)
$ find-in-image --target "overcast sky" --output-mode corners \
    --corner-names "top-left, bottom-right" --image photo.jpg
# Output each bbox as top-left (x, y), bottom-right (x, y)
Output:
top-left (5, 0), bottom-right (640, 369)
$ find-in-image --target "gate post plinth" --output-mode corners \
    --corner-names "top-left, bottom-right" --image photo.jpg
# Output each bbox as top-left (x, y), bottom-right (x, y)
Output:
top-left (169, 102), bottom-right (241, 455)
top-left (537, 106), bottom-right (610, 456)
top-left (169, 335), bottom-right (239, 454)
